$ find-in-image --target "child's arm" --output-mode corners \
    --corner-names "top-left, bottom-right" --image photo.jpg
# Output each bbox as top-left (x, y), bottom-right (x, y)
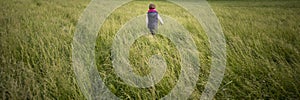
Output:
top-left (146, 15), bottom-right (148, 26)
top-left (158, 14), bottom-right (164, 25)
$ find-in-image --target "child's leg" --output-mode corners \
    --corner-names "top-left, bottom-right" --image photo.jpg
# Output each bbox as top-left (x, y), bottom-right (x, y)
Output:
top-left (150, 28), bottom-right (155, 35)
top-left (149, 28), bottom-right (157, 35)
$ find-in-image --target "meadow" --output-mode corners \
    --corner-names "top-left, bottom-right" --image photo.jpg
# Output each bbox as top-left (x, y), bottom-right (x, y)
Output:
top-left (1, 0), bottom-right (299, 99)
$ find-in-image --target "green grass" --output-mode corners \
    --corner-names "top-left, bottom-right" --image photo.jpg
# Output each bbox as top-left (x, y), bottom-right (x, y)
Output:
top-left (1, 0), bottom-right (299, 99)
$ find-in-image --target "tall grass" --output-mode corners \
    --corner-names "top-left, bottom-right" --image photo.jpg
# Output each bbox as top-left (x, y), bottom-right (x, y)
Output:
top-left (1, 0), bottom-right (299, 99)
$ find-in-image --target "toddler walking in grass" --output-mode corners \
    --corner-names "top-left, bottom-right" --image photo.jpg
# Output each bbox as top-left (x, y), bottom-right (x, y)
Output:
top-left (146, 3), bottom-right (164, 35)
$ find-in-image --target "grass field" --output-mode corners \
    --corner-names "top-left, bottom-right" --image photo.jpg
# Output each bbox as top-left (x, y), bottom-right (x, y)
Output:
top-left (1, 0), bottom-right (300, 99)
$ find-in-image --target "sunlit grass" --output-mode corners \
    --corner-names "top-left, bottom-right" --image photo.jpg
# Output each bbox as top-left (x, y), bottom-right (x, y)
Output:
top-left (0, 0), bottom-right (299, 99)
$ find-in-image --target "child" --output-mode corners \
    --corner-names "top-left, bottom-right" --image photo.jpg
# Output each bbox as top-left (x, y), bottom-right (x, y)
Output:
top-left (146, 3), bottom-right (164, 35)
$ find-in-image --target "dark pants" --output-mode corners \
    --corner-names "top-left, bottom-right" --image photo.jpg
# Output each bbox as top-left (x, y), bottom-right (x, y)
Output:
top-left (149, 27), bottom-right (157, 35)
